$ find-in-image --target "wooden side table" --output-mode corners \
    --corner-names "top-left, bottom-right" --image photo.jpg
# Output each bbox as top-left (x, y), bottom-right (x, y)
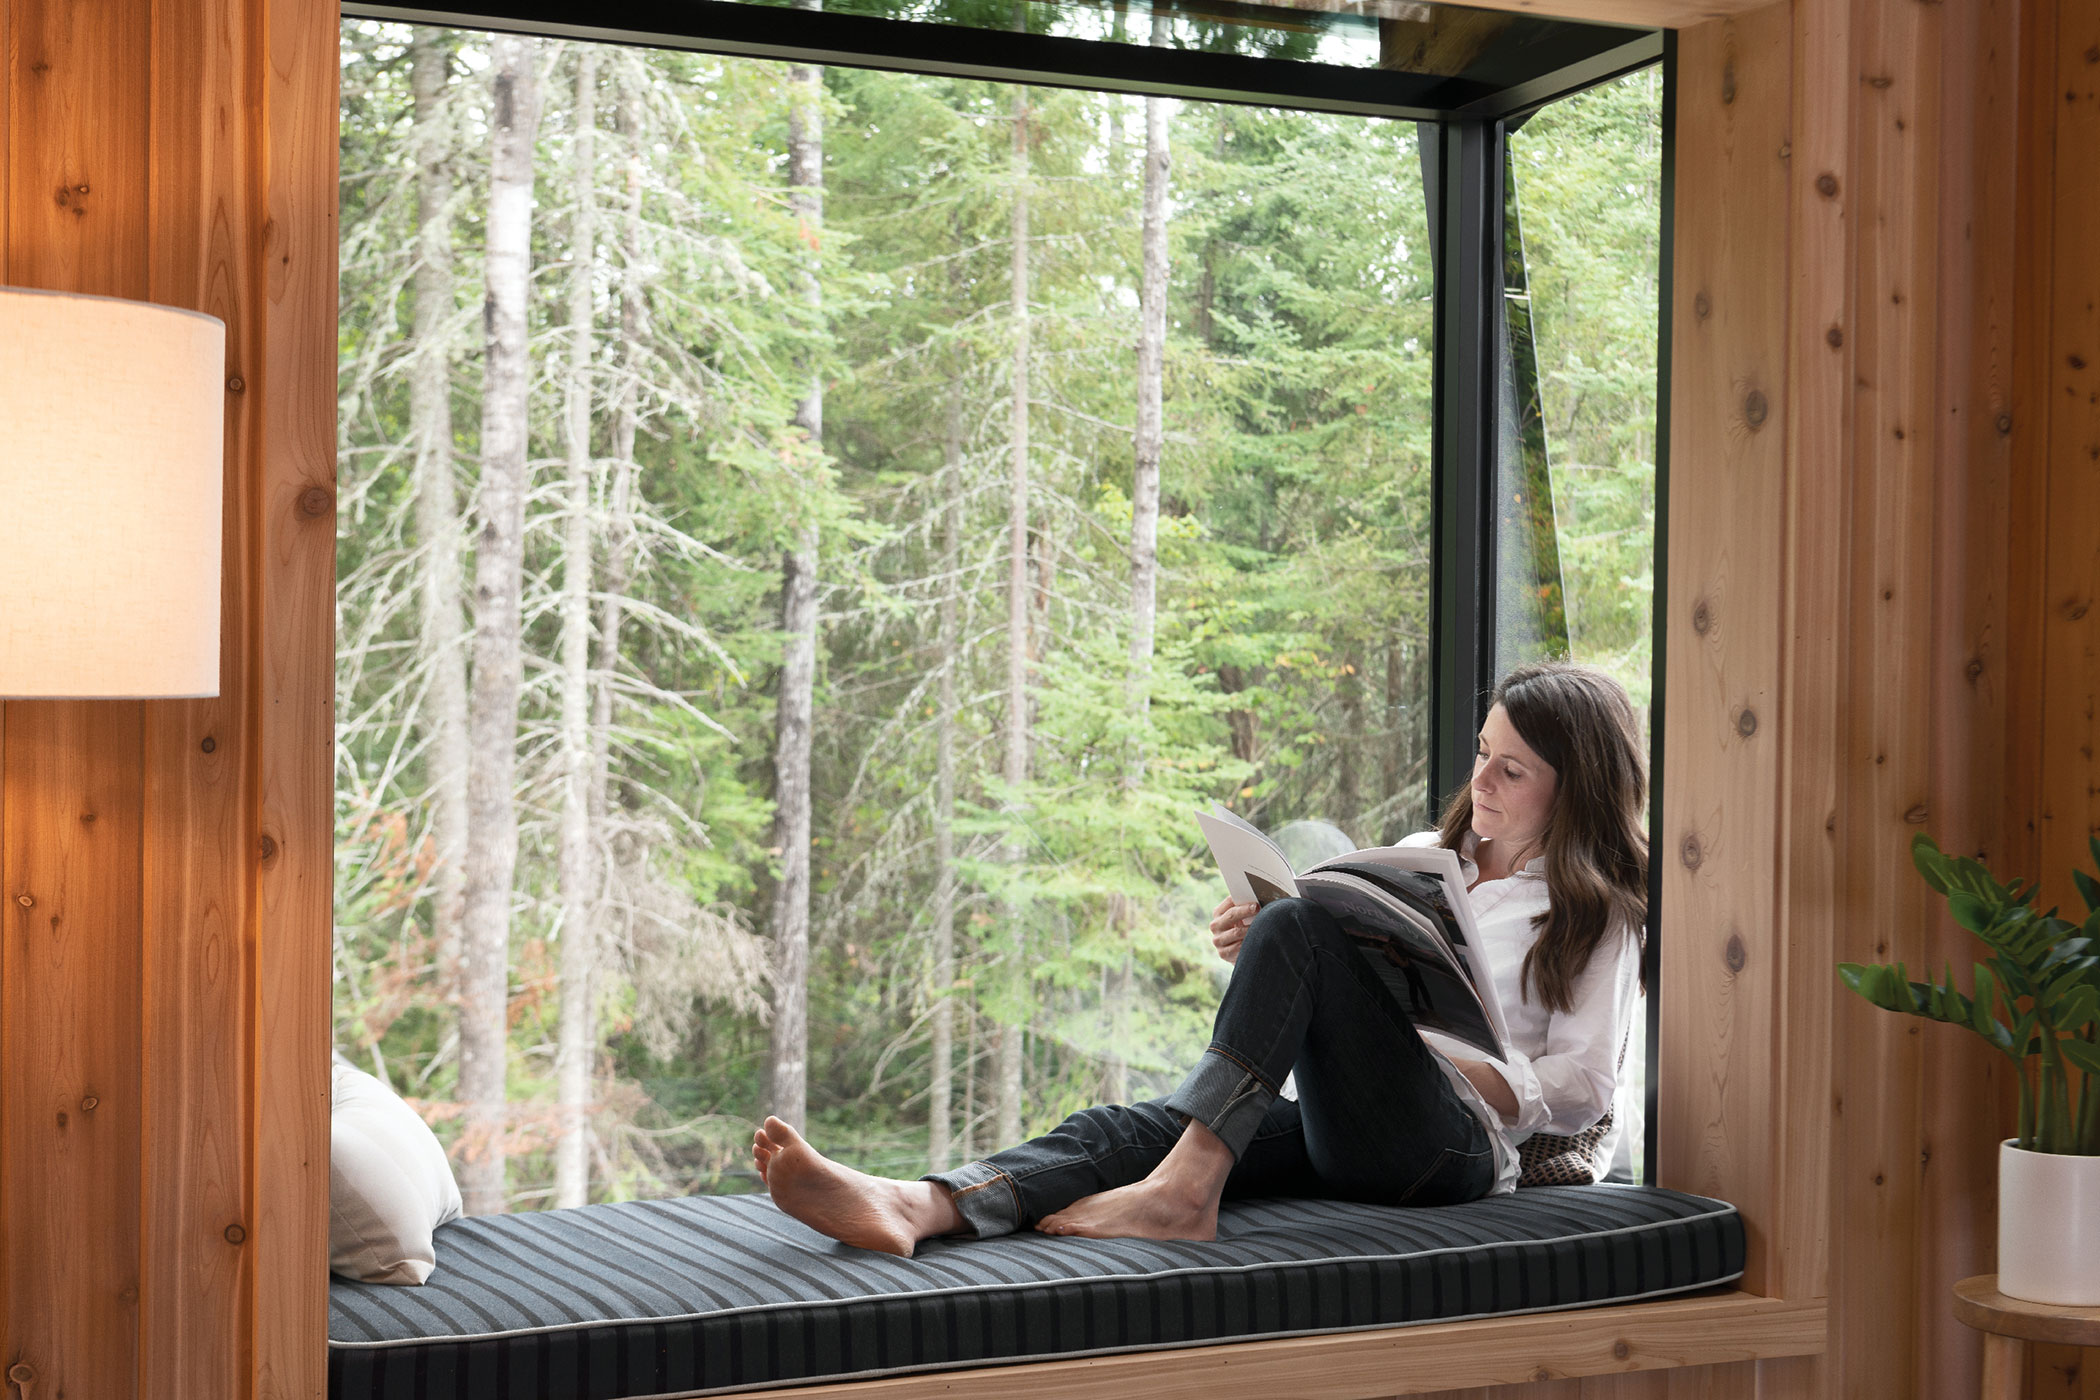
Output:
top-left (1953, 1275), bottom-right (2100, 1400)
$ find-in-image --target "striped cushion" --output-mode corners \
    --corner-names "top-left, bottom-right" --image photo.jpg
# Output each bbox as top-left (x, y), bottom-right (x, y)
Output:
top-left (329, 1185), bottom-right (1743, 1400)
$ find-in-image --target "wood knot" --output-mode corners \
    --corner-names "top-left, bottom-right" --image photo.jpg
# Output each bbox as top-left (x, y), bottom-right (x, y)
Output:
top-left (15, 894), bottom-right (33, 909)
top-left (1613, 1340), bottom-right (1631, 1360)
top-left (1736, 708), bottom-right (1758, 738)
top-left (224, 1223), bottom-right (247, 1246)
top-left (1874, 1172), bottom-right (1885, 1185)
top-left (1904, 804), bottom-right (1929, 825)
top-left (1692, 598), bottom-right (1714, 635)
top-left (226, 374), bottom-right (245, 394)
top-left (1827, 325), bottom-right (1844, 348)
top-left (80, 1095), bottom-right (99, 1112)
top-left (1744, 389), bottom-right (1769, 428)
top-left (1815, 172), bottom-right (1840, 197)
top-left (1694, 291), bottom-right (1712, 321)
top-left (1965, 655), bottom-right (1984, 685)
top-left (2065, 597), bottom-right (2092, 622)
top-left (258, 834), bottom-right (279, 863)
top-left (8, 1362), bottom-right (35, 1390)
top-left (1865, 73), bottom-right (1893, 89)
top-left (1996, 412), bottom-right (2013, 435)
top-left (2073, 353), bottom-right (2090, 371)
top-left (1680, 833), bottom-right (1704, 872)
top-left (56, 1111), bottom-right (68, 1129)
top-left (201, 736), bottom-right (216, 754)
top-left (297, 485), bottom-right (333, 519)
top-left (1725, 933), bottom-right (1747, 973)
top-left (1721, 60), bottom-right (1737, 105)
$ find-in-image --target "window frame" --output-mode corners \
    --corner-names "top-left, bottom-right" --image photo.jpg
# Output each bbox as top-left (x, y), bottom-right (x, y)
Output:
top-left (343, 0), bottom-right (1671, 1181)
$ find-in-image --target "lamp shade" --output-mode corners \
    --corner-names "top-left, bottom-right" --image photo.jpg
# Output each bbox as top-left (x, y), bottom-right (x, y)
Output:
top-left (0, 287), bottom-right (225, 698)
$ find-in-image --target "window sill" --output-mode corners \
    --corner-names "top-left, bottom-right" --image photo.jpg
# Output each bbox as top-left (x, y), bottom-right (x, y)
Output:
top-left (768, 1290), bottom-right (1825, 1399)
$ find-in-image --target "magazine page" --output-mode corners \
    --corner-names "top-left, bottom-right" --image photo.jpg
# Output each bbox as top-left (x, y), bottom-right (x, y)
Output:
top-left (1310, 844), bottom-right (1514, 1058)
top-left (1295, 870), bottom-right (1503, 1058)
top-left (1196, 810), bottom-right (1300, 907)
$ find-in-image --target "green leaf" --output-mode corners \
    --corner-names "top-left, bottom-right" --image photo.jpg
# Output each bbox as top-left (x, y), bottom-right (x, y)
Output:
top-left (2074, 867), bottom-right (2100, 918)
top-left (1912, 833), bottom-right (1953, 896)
top-left (1947, 892), bottom-right (1996, 935)
top-left (2061, 1037), bottom-right (2100, 1076)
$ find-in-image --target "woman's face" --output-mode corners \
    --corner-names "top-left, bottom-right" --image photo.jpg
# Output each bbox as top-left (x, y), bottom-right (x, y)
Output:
top-left (1471, 703), bottom-right (1558, 854)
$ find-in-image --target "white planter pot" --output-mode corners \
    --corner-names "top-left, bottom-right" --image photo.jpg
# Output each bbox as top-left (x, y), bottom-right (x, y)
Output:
top-left (1999, 1140), bottom-right (2100, 1306)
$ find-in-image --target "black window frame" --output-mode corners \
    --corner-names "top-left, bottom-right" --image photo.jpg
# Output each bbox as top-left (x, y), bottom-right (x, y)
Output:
top-left (341, 0), bottom-right (1673, 1184)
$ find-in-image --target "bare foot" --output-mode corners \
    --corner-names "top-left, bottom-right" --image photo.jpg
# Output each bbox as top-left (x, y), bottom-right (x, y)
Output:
top-left (1035, 1176), bottom-right (1220, 1242)
top-left (753, 1116), bottom-right (961, 1257)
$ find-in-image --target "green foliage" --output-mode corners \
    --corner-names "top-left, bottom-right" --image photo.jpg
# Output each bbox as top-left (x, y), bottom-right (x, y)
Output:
top-left (335, 26), bottom-right (1663, 1204)
top-left (1838, 833), bottom-right (2100, 1155)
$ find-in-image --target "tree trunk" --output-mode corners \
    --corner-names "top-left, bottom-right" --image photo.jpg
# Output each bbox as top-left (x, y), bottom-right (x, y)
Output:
top-left (768, 24), bottom-right (824, 1130)
top-left (409, 36), bottom-right (470, 1002)
top-left (929, 382), bottom-right (963, 1173)
top-left (580, 69), bottom-right (645, 1158)
top-left (458, 33), bottom-right (542, 1217)
top-left (1104, 16), bottom-right (1171, 1109)
top-left (994, 72), bottom-right (1031, 1151)
top-left (1126, 18), bottom-right (1170, 786)
top-left (554, 46), bottom-right (600, 1213)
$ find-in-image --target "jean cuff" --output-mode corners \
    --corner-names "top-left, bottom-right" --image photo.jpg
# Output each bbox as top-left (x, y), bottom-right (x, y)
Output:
top-left (1160, 1043), bottom-right (1275, 1160)
top-left (922, 1160), bottom-right (1023, 1239)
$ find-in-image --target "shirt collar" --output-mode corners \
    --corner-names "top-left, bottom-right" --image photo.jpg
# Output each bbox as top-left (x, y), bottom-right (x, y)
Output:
top-left (1458, 828), bottom-right (1547, 878)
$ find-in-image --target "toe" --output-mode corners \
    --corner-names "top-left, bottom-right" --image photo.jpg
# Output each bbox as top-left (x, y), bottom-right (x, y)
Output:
top-left (764, 1116), bottom-right (807, 1149)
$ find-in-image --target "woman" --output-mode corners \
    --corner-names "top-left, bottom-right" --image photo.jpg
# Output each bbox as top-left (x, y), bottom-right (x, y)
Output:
top-left (751, 661), bottom-right (1648, 1256)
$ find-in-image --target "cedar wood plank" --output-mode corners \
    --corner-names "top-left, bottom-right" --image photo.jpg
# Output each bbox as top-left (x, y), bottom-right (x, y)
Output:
top-left (1656, 6), bottom-right (1788, 1296)
top-left (0, 0), bottom-right (153, 1392)
top-left (142, 0), bottom-right (261, 1393)
top-left (253, 0), bottom-right (339, 1395)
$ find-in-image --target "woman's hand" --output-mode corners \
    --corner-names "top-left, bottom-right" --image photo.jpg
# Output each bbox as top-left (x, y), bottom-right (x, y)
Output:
top-left (1209, 896), bottom-right (1258, 964)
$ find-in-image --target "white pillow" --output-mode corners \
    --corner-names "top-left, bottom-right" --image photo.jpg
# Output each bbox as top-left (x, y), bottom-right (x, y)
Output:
top-left (330, 1057), bottom-right (463, 1285)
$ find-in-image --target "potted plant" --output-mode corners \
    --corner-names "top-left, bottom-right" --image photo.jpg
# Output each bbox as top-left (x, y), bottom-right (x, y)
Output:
top-left (1839, 833), bottom-right (2100, 1306)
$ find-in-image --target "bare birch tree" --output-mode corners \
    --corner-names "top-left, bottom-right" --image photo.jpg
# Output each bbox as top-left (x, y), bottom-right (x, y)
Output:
top-left (554, 45), bottom-right (601, 1212)
top-left (768, 14), bottom-right (824, 1129)
top-left (459, 33), bottom-right (543, 1216)
top-left (409, 35), bottom-right (470, 1000)
top-left (994, 73), bottom-right (1032, 1150)
top-left (1104, 18), bottom-right (1173, 1104)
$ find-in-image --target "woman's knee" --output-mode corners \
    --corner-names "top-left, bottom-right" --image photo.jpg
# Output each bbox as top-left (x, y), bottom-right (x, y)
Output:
top-left (1241, 897), bottom-right (1347, 963)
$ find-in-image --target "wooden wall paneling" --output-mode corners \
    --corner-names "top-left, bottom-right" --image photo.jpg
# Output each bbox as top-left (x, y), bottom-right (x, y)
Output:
top-left (1, 707), bottom-right (146, 1397)
top-left (1919, 0), bottom-right (2023, 1391)
top-left (1774, 0), bottom-right (1851, 1311)
top-left (251, 0), bottom-right (338, 1393)
top-left (0, 0), bottom-right (155, 1392)
top-left (1831, 0), bottom-right (1945, 1391)
top-left (2036, 0), bottom-right (2100, 912)
top-left (1656, 4), bottom-right (1790, 1295)
top-left (141, 0), bottom-right (260, 1392)
top-left (1752, 1353), bottom-right (1822, 1397)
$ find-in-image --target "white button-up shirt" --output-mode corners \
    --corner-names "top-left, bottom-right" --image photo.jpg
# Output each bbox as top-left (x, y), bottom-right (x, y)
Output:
top-left (1404, 830), bottom-right (1645, 1195)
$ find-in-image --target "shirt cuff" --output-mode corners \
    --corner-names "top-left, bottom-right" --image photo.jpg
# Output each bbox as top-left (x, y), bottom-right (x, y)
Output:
top-left (1487, 1046), bottom-right (1550, 1135)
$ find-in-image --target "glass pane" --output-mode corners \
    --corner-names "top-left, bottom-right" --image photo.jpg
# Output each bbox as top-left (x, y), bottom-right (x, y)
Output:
top-left (1503, 68), bottom-right (1662, 1180)
top-left (336, 21), bottom-right (1434, 1206)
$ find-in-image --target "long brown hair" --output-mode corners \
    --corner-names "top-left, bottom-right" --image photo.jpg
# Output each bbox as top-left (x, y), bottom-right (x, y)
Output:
top-left (1436, 662), bottom-right (1648, 1014)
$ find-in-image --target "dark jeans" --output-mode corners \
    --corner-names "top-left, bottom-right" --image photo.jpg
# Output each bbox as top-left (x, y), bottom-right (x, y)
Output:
top-left (927, 897), bottom-right (1495, 1236)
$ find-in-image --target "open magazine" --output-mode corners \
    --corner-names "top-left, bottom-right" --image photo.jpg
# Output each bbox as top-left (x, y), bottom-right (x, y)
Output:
top-left (1196, 804), bottom-right (1511, 1061)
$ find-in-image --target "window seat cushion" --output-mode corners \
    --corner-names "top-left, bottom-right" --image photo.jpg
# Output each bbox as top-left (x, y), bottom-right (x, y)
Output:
top-left (327, 1183), bottom-right (1744, 1400)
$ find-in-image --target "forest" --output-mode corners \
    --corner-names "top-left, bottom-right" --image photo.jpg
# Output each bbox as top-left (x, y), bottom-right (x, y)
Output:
top-left (333, 16), bottom-right (1661, 1214)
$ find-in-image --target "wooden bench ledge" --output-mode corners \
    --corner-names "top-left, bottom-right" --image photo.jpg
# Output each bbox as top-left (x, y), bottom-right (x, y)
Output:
top-left (767, 1290), bottom-right (1826, 1400)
